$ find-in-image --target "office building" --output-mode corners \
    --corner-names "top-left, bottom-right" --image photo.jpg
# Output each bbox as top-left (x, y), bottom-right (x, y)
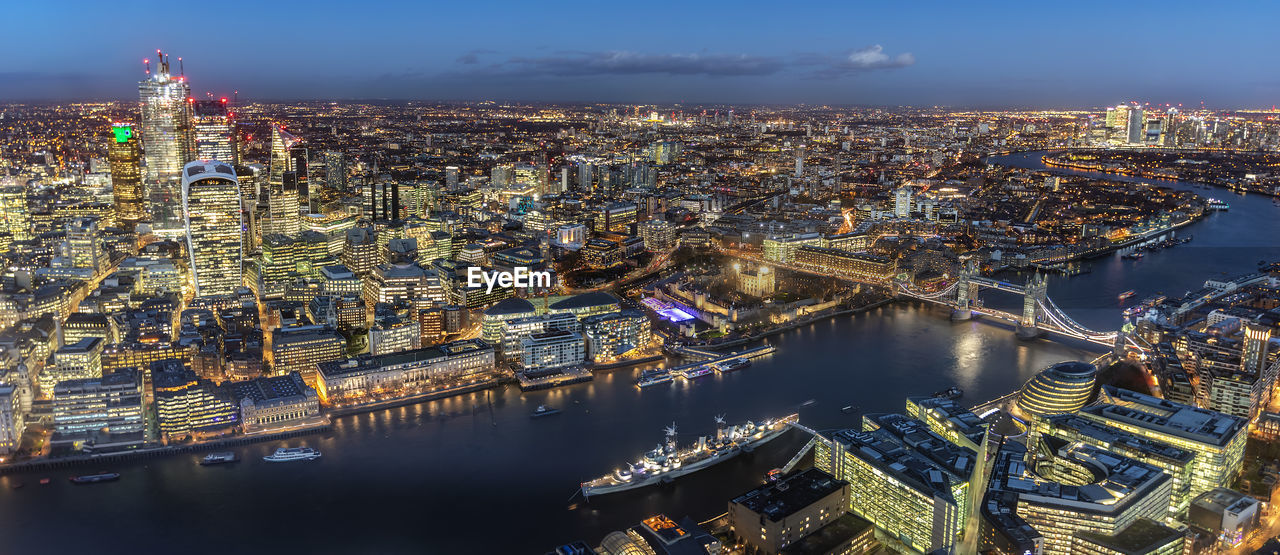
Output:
top-left (152, 362), bottom-right (238, 440)
top-left (1071, 518), bottom-right (1185, 555)
top-left (1188, 488), bottom-right (1259, 549)
top-left (192, 99), bottom-right (235, 163)
top-left (342, 226), bottom-right (379, 276)
top-left (228, 372), bottom-right (321, 434)
top-left (270, 325), bottom-right (346, 383)
top-left (108, 122), bottom-right (146, 228)
top-left (0, 384), bottom-right (22, 455)
top-left (365, 181), bottom-right (402, 222)
top-left (520, 330), bottom-right (585, 371)
top-left (988, 436), bottom-right (1174, 555)
top-left (101, 340), bottom-right (192, 394)
top-left (314, 339), bottom-right (495, 404)
top-left (582, 310), bottom-right (651, 363)
top-left (639, 219), bottom-right (676, 252)
top-left (1016, 361), bottom-right (1098, 418)
top-left (815, 416), bottom-right (972, 554)
top-left (267, 125), bottom-right (302, 236)
top-left (762, 233), bottom-right (823, 264)
top-left (728, 468), bottom-right (853, 554)
top-left (182, 161), bottom-right (242, 297)
top-left (51, 367), bottom-right (145, 449)
top-left (364, 262), bottom-right (444, 308)
top-left (594, 202), bottom-right (637, 233)
top-left (370, 315), bottom-right (421, 355)
top-left (324, 151), bottom-right (347, 191)
top-left (548, 291), bottom-right (622, 322)
top-left (65, 217), bottom-right (107, 275)
top-left (481, 297), bottom-right (539, 346)
top-left (138, 51), bottom-right (193, 236)
top-left (40, 337), bottom-right (104, 397)
top-left (0, 185), bottom-right (31, 242)
top-left (1242, 321), bottom-right (1271, 375)
top-left (499, 312), bottom-right (580, 362)
top-left (1036, 413), bottom-right (1196, 519)
top-left (894, 185), bottom-right (913, 218)
top-left (905, 395), bottom-right (988, 452)
top-left (308, 294), bottom-right (365, 330)
top-left (1081, 386), bottom-right (1247, 502)
top-left (794, 246), bottom-right (896, 283)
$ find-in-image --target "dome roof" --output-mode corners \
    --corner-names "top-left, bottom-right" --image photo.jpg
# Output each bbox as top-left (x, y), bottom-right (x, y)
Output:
top-left (482, 297), bottom-right (536, 317)
top-left (1017, 361), bottom-right (1098, 418)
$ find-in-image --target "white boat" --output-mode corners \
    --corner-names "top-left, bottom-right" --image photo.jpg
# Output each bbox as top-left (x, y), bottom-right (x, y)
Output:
top-left (679, 366), bottom-right (714, 379)
top-left (263, 447), bottom-right (321, 462)
top-left (200, 452), bottom-right (239, 466)
top-left (637, 372), bottom-right (673, 388)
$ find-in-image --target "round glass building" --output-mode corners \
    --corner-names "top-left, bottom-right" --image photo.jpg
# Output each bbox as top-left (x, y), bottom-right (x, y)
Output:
top-left (1016, 361), bottom-right (1098, 417)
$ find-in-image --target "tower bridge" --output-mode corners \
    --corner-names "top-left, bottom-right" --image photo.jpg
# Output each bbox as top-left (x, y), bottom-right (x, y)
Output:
top-left (897, 260), bottom-right (1138, 350)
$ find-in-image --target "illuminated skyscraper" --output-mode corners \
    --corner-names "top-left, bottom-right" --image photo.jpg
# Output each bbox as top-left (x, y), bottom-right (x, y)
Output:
top-left (108, 122), bottom-right (146, 228)
top-left (323, 151), bottom-right (347, 191)
top-left (138, 51), bottom-right (194, 237)
top-left (192, 99), bottom-right (235, 163)
top-left (182, 161), bottom-right (242, 297)
top-left (1242, 322), bottom-right (1271, 376)
top-left (0, 182), bottom-right (31, 241)
top-left (267, 125), bottom-right (301, 236)
top-left (65, 217), bottom-right (107, 275)
top-left (893, 185), bottom-right (913, 218)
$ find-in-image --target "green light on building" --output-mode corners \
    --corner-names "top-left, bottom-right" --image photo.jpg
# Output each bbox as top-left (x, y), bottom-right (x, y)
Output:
top-left (112, 125), bottom-right (133, 143)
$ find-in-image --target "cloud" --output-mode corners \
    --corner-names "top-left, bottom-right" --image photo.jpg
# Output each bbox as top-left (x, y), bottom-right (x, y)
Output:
top-left (452, 47), bottom-right (914, 80)
top-left (499, 51), bottom-right (785, 77)
top-left (844, 45), bottom-right (915, 69)
top-left (804, 45), bottom-right (916, 79)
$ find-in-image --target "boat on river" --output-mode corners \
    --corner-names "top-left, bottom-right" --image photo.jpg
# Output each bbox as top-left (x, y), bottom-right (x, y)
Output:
top-left (580, 414), bottom-right (798, 497)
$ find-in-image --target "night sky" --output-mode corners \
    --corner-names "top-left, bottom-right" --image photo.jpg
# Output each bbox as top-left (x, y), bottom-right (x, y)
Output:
top-left (4, 0), bottom-right (1277, 107)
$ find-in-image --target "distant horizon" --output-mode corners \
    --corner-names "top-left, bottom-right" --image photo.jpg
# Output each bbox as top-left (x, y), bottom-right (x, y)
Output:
top-left (3, 1), bottom-right (1276, 107)
top-left (1, 96), bottom-right (1273, 113)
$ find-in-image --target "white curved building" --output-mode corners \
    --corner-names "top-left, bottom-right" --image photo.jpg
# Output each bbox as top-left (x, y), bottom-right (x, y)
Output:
top-left (181, 161), bottom-right (242, 297)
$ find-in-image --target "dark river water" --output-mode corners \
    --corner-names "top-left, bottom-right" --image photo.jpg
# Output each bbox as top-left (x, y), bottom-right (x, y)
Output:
top-left (0, 151), bottom-right (1274, 554)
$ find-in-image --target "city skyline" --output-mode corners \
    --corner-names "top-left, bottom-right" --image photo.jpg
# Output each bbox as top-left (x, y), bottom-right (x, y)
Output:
top-left (4, 5), bottom-right (1280, 553)
top-left (3, 1), bottom-right (1278, 107)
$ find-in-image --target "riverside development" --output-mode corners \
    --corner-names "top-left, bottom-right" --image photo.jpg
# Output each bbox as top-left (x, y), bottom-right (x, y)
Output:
top-left (2, 53), bottom-right (1280, 555)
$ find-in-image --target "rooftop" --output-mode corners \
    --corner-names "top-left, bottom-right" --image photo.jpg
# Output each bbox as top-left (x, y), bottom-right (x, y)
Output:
top-left (1043, 414), bottom-right (1195, 464)
top-left (317, 339), bottom-right (492, 377)
top-left (731, 468), bottom-right (848, 522)
top-left (483, 297), bottom-right (537, 317)
top-left (228, 372), bottom-right (311, 402)
top-left (779, 513), bottom-right (874, 555)
top-left (1073, 518), bottom-right (1185, 554)
top-left (1083, 386), bottom-right (1247, 447)
top-left (548, 291), bottom-right (620, 311)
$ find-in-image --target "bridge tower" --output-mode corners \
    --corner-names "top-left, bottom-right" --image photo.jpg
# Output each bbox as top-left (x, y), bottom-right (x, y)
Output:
top-left (1016, 272), bottom-right (1047, 339)
top-left (1113, 319), bottom-right (1134, 358)
top-left (952, 258), bottom-right (979, 321)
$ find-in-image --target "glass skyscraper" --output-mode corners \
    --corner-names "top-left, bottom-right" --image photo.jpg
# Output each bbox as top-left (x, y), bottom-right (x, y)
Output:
top-left (108, 122), bottom-right (146, 228)
top-left (138, 52), bottom-right (193, 237)
top-left (192, 99), bottom-right (235, 164)
top-left (182, 161), bottom-right (242, 297)
top-left (268, 124), bottom-right (301, 236)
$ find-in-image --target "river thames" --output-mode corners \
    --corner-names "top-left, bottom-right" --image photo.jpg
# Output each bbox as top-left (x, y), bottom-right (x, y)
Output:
top-left (0, 151), bottom-right (1274, 554)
